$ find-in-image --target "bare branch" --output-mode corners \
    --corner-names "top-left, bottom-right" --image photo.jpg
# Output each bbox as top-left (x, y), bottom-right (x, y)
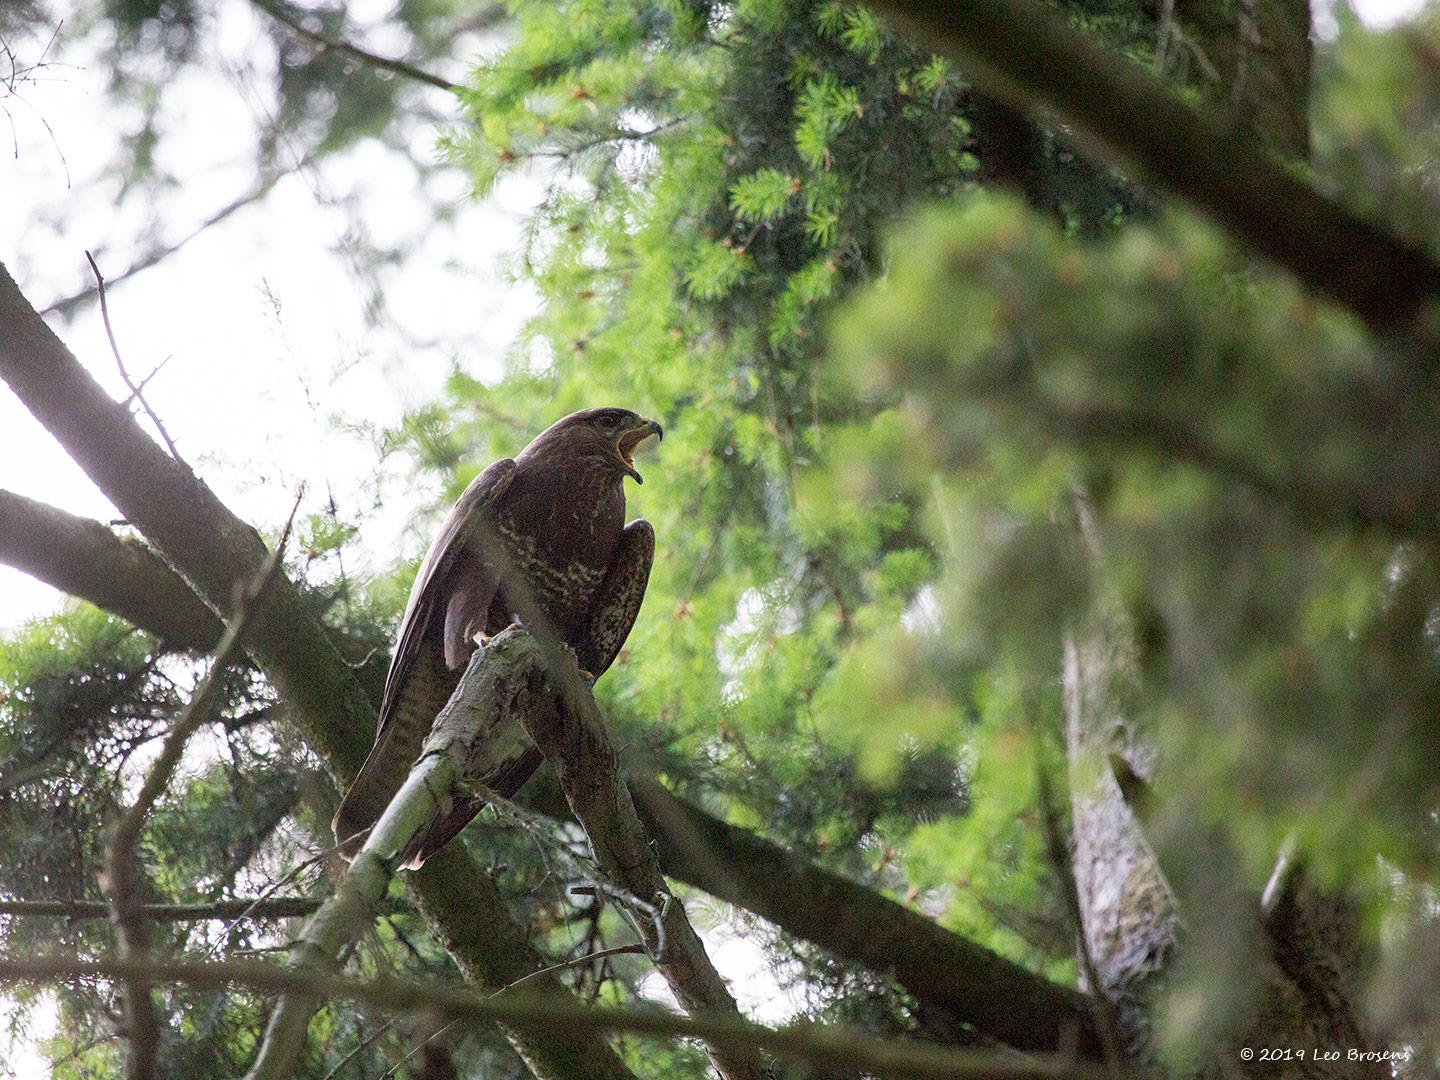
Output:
top-left (0, 954), bottom-right (1117, 1080)
top-left (251, 0), bottom-right (459, 93)
top-left (496, 943), bottom-right (646, 996)
top-left (862, 0), bottom-right (1440, 335)
top-left (99, 500), bottom-right (295, 1079)
top-left (86, 251), bottom-right (184, 462)
top-left (44, 170), bottom-right (295, 319)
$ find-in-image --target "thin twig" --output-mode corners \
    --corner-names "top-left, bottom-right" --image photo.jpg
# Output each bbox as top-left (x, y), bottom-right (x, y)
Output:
top-left (0, 897), bottom-right (410, 923)
top-left (380, 1019), bottom-right (459, 1080)
top-left (99, 495), bottom-right (300, 1078)
top-left (497, 942), bottom-right (646, 996)
top-left (85, 251), bottom-right (184, 462)
top-left (251, 0), bottom-right (458, 92)
top-left (318, 1017), bottom-right (399, 1080)
top-left (204, 847), bottom-right (334, 959)
top-left (570, 883), bottom-right (669, 959)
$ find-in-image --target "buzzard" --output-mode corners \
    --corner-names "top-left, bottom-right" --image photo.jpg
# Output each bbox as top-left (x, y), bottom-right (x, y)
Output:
top-left (334, 407), bottom-right (662, 867)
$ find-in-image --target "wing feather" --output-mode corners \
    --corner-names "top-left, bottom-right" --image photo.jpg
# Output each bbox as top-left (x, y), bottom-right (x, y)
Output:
top-left (333, 459), bottom-right (517, 854)
top-left (575, 518), bottom-right (654, 678)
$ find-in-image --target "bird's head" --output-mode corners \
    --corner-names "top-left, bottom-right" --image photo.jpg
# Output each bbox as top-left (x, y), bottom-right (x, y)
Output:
top-left (525, 407), bottom-right (664, 484)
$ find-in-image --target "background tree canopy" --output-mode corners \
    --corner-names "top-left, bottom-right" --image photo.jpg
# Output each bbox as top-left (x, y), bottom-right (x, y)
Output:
top-left (2, 0), bottom-right (1440, 1076)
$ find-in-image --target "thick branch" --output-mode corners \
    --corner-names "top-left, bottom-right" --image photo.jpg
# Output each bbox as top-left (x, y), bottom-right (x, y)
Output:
top-left (629, 779), bottom-right (1102, 1058)
top-left (0, 262), bottom-right (635, 1080)
top-left (0, 954), bottom-right (1114, 1080)
top-left (863, 0), bottom-right (1440, 333)
top-left (494, 632), bottom-right (767, 1080)
top-left (0, 488), bottom-right (223, 648)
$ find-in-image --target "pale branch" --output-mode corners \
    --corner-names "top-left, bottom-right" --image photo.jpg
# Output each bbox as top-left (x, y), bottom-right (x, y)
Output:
top-left (247, 639), bottom-right (531, 1080)
top-left (862, 0), bottom-right (1440, 335)
top-left (86, 251), bottom-right (183, 462)
top-left (0, 488), bottom-right (222, 649)
top-left (0, 486), bottom-right (1094, 1057)
top-left (252, 0), bottom-right (459, 93)
top-left (100, 509), bottom-right (293, 1080)
top-left (0, 261), bottom-right (637, 1080)
top-left (0, 954), bottom-right (1117, 1080)
top-left (431, 575), bottom-right (766, 1080)
top-left (248, 634), bottom-right (648, 1078)
top-left (0, 897), bottom-right (409, 922)
top-left (628, 778), bottom-right (1103, 1057)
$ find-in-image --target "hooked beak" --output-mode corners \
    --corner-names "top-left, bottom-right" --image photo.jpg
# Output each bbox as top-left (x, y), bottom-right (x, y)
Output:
top-left (617, 419), bottom-right (663, 484)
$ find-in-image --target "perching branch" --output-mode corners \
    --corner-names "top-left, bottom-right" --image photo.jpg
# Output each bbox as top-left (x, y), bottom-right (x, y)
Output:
top-left (254, 627), bottom-right (763, 1080)
top-left (502, 630), bottom-right (769, 1080)
top-left (0, 954), bottom-right (1116, 1080)
top-left (0, 261), bottom-right (637, 1080)
top-left (862, 0), bottom-right (1440, 335)
top-left (251, 0), bottom-right (459, 93)
top-left (246, 636), bottom-right (552, 1079)
top-left (99, 506), bottom-right (293, 1080)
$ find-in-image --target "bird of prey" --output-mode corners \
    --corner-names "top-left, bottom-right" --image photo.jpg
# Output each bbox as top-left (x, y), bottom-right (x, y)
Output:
top-left (333, 407), bottom-right (662, 867)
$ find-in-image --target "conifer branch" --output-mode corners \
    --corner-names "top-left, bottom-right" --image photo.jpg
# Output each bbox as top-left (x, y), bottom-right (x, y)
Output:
top-left (100, 504), bottom-right (293, 1080)
top-left (863, 0), bottom-right (1440, 335)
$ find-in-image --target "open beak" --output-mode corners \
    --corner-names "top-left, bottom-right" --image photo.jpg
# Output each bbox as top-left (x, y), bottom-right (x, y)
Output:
top-left (617, 419), bottom-right (663, 484)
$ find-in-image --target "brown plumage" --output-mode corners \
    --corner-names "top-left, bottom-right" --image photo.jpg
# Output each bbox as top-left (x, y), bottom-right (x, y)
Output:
top-left (333, 407), bottom-right (662, 867)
